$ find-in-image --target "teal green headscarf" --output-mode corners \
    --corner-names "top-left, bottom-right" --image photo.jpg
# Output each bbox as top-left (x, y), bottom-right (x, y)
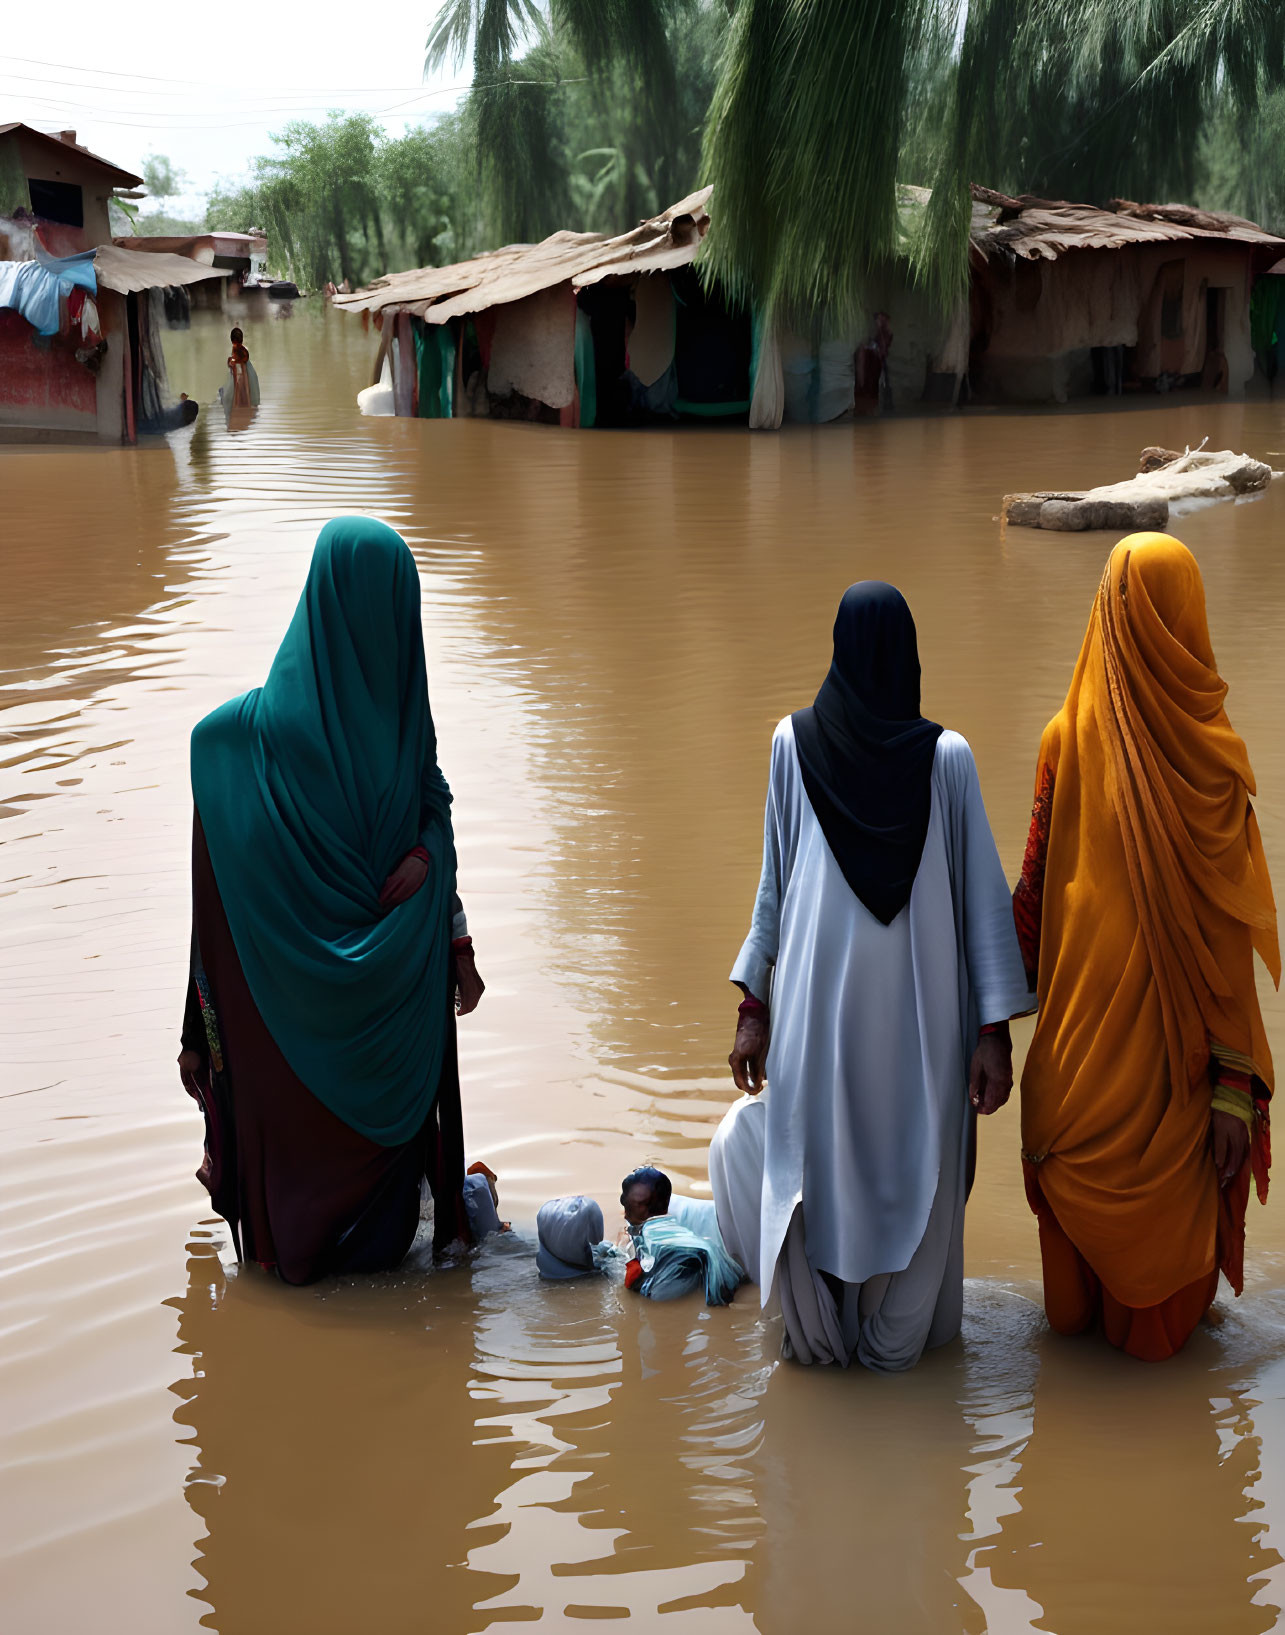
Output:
top-left (191, 517), bottom-right (456, 1145)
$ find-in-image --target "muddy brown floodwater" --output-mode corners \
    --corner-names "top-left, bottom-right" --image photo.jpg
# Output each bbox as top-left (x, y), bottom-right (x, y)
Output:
top-left (4, 303), bottom-right (1285, 1635)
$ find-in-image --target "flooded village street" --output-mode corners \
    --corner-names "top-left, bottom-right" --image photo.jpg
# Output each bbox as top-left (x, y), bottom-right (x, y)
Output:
top-left (6, 303), bottom-right (1285, 1633)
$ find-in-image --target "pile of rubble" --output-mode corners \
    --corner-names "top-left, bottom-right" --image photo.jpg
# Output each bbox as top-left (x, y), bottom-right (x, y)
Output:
top-left (1002, 442), bottom-right (1277, 531)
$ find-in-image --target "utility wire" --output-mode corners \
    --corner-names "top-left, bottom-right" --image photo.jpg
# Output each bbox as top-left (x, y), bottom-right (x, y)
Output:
top-left (0, 83), bottom-right (475, 118)
top-left (7, 74), bottom-right (587, 131)
top-left (0, 52), bottom-right (468, 94)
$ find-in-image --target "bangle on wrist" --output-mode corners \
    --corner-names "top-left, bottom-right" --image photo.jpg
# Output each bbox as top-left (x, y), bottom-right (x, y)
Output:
top-left (1211, 1082), bottom-right (1254, 1132)
top-left (738, 994), bottom-right (767, 1020)
top-left (452, 935), bottom-right (474, 955)
top-left (979, 1020), bottom-right (1010, 1041)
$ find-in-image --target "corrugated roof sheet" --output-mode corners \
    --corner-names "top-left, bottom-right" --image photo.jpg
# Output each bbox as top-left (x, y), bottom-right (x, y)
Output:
top-left (335, 188), bottom-right (711, 320)
top-left (92, 244), bottom-right (232, 294)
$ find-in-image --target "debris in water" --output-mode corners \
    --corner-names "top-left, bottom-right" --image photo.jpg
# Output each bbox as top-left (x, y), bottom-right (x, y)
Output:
top-left (1002, 440), bottom-right (1278, 531)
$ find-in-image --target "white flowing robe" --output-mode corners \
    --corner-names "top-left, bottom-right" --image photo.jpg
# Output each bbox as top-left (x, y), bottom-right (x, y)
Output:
top-left (713, 719), bottom-right (1031, 1370)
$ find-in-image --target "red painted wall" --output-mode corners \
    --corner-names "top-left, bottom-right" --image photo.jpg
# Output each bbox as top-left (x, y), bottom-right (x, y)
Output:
top-left (0, 310), bottom-right (97, 429)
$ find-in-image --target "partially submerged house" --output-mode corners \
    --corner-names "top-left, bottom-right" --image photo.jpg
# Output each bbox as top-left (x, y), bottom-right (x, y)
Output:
top-left (336, 189), bottom-right (761, 427)
top-left (112, 230), bottom-right (268, 316)
top-left (1249, 251), bottom-right (1285, 385)
top-left (0, 123), bottom-right (230, 441)
top-left (963, 187), bottom-right (1285, 403)
top-left (337, 182), bottom-right (1285, 429)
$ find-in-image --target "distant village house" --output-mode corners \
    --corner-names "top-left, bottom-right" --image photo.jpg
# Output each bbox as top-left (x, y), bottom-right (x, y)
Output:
top-left (112, 231), bottom-right (269, 319)
top-left (0, 122), bottom-right (232, 442)
top-left (338, 184), bottom-right (1285, 430)
top-left (962, 186), bottom-right (1285, 404)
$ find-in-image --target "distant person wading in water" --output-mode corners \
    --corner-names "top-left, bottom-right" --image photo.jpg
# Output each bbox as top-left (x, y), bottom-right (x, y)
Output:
top-left (224, 326), bottom-right (259, 407)
top-left (178, 517), bottom-right (484, 1283)
top-left (1015, 533), bottom-right (1278, 1360)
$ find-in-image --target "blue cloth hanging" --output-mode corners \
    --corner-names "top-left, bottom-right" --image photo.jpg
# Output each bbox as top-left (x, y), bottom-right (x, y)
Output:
top-left (0, 252), bottom-right (97, 337)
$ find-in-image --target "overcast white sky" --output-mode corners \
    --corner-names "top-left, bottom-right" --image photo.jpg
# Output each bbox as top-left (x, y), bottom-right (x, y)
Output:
top-left (0, 2), bottom-right (470, 216)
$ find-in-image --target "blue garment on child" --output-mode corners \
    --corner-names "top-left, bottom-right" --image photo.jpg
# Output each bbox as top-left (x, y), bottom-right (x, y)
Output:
top-left (635, 1210), bottom-right (743, 1306)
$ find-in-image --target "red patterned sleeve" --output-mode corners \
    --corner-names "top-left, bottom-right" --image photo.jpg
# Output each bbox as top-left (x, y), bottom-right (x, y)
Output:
top-left (1012, 763), bottom-right (1053, 991)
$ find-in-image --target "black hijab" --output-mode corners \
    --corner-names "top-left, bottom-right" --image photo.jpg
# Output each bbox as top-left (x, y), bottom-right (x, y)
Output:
top-left (791, 582), bottom-right (943, 925)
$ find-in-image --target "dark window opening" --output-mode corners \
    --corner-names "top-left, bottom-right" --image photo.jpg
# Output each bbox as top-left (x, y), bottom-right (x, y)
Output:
top-left (1206, 286), bottom-right (1228, 351)
top-left (27, 178), bottom-right (84, 227)
top-left (1159, 261), bottom-right (1185, 340)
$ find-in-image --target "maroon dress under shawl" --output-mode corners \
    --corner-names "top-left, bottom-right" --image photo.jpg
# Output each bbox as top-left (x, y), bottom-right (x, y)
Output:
top-left (181, 814), bottom-right (469, 1284)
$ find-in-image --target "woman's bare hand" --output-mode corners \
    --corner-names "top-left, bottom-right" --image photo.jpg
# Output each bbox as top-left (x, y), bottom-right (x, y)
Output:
top-left (455, 951), bottom-right (486, 1016)
top-left (729, 1015), bottom-right (770, 1095)
top-left (1212, 1109), bottom-right (1250, 1187)
top-left (968, 1031), bottom-right (1014, 1116)
top-left (379, 852), bottom-right (428, 911)
top-left (178, 1048), bottom-right (206, 1099)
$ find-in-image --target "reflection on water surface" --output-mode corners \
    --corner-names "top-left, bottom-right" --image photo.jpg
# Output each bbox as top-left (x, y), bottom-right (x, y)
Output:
top-left (3, 303), bottom-right (1285, 1632)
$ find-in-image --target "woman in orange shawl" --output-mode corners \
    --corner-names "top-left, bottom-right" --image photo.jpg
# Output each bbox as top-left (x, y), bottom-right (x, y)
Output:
top-left (1014, 533), bottom-right (1278, 1360)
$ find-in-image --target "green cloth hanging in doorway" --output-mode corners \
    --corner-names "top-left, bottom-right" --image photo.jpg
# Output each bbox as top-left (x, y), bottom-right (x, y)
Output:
top-left (574, 308), bottom-right (596, 428)
top-left (413, 319), bottom-right (456, 419)
top-left (749, 307), bottom-right (764, 400)
top-left (1251, 277), bottom-right (1285, 359)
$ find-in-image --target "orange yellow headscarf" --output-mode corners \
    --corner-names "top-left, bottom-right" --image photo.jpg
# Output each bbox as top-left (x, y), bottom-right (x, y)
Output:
top-left (1021, 533), bottom-right (1277, 1308)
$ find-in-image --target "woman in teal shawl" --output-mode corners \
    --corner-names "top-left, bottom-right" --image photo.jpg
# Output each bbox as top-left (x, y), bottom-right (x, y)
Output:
top-left (177, 517), bottom-right (485, 1283)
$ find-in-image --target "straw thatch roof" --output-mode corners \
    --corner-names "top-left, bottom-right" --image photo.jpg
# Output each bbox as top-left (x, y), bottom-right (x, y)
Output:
top-left (968, 185), bottom-right (1285, 261)
top-left (338, 180), bottom-right (1283, 332)
top-left (334, 187), bottom-right (711, 321)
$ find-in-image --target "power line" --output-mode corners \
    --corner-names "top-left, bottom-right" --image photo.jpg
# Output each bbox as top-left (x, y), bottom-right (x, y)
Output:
top-left (9, 109), bottom-right (446, 132)
top-left (6, 73), bottom-right (585, 131)
top-left (1, 52), bottom-right (233, 85)
top-left (0, 82), bottom-right (474, 118)
top-left (8, 96), bottom-right (459, 125)
top-left (0, 53), bottom-right (468, 97)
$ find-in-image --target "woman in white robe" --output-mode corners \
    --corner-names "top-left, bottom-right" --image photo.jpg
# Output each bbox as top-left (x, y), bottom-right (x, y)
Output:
top-left (713, 583), bottom-right (1032, 1371)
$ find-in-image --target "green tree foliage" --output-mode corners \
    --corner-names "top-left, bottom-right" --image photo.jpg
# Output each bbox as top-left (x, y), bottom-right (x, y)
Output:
top-left (111, 152), bottom-right (202, 236)
top-left (914, 0), bottom-right (1285, 311)
top-left (702, 0), bottom-right (939, 323)
top-left (566, 3), bottom-right (724, 230)
top-left (206, 0), bottom-right (1285, 308)
top-left (1197, 86), bottom-right (1285, 235)
top-left (108, 202), bottom-right (206, 236)
top-left (107, 151), bottom-right (199, 235)
top-left (425, 0), bottom-right (723, 244)
top-left (205, 6), bottom-right (723, 289)
top-left (435, 0), bottom-right (1285, 324)
top-left (206, 113), bottom-right (467, 288)
top-left (142, 153), bottom-right (185, 204)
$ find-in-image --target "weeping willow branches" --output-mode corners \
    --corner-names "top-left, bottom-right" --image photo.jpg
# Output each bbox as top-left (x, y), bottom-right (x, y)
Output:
top-left (429, 0), bottom-right (1285, 320)
top-left (425, 0), bottom-right (693, 243)
top-left (914, 0), bottom-right (1285, 309)
top-left (702, 0), bottom-right (942, 322)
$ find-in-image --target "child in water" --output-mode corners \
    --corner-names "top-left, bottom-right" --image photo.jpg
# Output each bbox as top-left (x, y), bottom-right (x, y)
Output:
top-left (222, 326), bottom-right (261, 408)
top-left (531, 1167), bottom-right (742, 1303)
top-left (617, 1165), bottom-right (743, 1304)
top-left (621, 1165), bottom-right (673, 1251)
